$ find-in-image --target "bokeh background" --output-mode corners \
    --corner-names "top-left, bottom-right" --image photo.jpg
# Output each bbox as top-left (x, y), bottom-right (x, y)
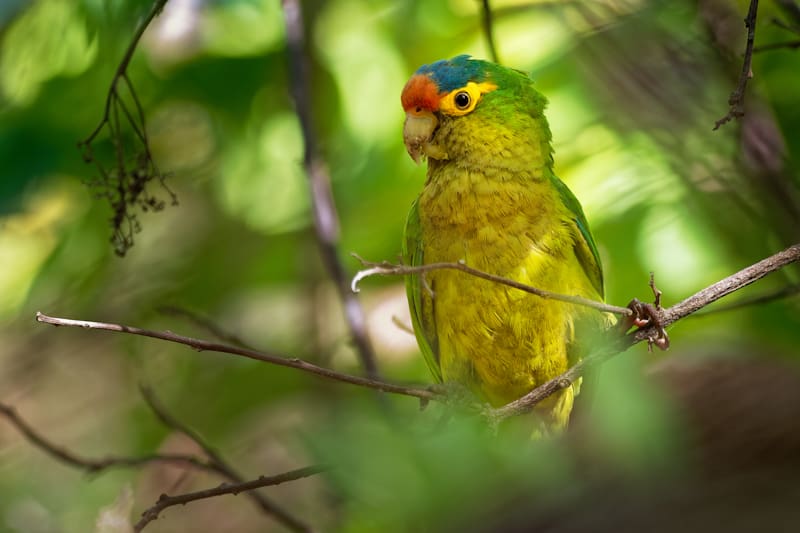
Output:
top-left (1, 0), bottom-right (799, 531)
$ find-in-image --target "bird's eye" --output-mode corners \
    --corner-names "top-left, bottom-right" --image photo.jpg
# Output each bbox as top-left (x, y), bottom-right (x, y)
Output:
top-left (454, 91), bottom-right (471, 110)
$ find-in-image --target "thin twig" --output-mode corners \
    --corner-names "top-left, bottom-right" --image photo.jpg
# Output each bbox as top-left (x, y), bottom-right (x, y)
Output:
top-left (134, 465), bottom-right (327, 532)
top-left (34, 312), bottom-right (437, 402)
top-left (488, 242), bottom-right (800, 422)
top-left (391, 315), bottom-right (416, 336)
top-left (479, 0), bottom-right (501, 64)
top-left (753, 38), bottom-right (800, 52)
top-left (158, 305), bottom-right (254, 349)
top-left (774, 0), bottom-right (800, 28)
top-left (714, 0), bottom-right (759, 130)
top-left (280, 0), bottom-right (380, 380)
top-left (139, 387), bottom-right (316, 533)
top-left (351, 255), bottom-right (633, 317)
top-left (82, 0), bottom-right (169, 146)
top-left (770, 16), bottom-right (799, 33)
top-left (0, 402), bottom-right (215, 474)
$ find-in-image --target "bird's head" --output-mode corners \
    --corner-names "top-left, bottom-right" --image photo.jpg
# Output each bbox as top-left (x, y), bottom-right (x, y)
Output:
top-left (400, 55), bottom-right (497, 164)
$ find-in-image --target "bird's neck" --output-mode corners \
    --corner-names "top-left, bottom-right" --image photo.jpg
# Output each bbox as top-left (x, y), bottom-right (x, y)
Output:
top-left (421, 158), bottom-right (560, 233)
top-left (429, 113), bottom-right (553, 177)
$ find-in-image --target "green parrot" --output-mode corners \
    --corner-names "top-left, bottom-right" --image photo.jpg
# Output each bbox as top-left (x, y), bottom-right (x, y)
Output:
top-left (400, 55), bottom-right (609, 431)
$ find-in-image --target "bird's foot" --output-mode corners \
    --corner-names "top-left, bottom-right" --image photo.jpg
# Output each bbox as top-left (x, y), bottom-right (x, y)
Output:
top-left (623, 273), bottom-right (670, 352)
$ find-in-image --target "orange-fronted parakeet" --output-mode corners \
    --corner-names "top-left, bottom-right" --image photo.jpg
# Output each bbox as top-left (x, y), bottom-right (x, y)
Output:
top-left (400, 56), bottom-right (609, 431)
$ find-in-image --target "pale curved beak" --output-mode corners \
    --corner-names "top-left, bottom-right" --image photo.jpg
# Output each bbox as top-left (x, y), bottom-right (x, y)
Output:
top-left (403, 110), bottom-right (439, 165)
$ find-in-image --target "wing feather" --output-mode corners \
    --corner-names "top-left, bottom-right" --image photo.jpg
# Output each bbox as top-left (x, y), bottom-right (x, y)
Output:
top-left (403, 199), bottom-right (443, 382)
top-left (550, 175), bottom-right (604, 298)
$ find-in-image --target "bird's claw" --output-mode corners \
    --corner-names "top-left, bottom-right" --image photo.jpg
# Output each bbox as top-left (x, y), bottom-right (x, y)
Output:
top-left (625, 298), bottom-right (670, 351)
top-left (624, 273), bottom-right (670, 352)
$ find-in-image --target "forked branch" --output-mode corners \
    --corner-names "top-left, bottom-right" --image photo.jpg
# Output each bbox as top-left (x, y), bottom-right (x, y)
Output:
top-left (134, 466), bottom-right (328, 532)
top-left (35, 244), bottom-right (800, 419)
top-left (0, 402), bottom-right (213, 474)
top-left (79, 0), bottom-right (176, 256)
top-left (139, 386), bottom-right (316, 532)
top-left (488, 242), bottom-right (800, 421)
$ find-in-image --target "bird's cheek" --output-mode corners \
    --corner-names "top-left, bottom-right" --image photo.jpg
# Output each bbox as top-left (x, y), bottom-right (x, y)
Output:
top-left (403, 111), bottom-right (448, 164)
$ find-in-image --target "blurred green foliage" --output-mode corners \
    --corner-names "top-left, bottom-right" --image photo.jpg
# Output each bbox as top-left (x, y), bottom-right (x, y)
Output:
top-left (1, 0), bottom-right (799, 531)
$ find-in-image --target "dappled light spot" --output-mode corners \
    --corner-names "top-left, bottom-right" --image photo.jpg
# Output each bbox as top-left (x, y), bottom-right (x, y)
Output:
top-left (0, 0), bottom-right (97, 106)
top-left (314, 0), bottom-right (406, 145)
top-left (217, 111), bottom-right (310, 234)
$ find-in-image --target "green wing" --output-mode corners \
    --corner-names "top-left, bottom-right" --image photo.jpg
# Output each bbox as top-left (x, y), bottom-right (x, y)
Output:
top-left (402, 199), bottom-right (443, 382)
top-left (550, 174), bottom-right (604, 298)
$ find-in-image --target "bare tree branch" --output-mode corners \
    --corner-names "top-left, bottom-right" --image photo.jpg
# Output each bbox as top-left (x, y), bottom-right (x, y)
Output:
top-left (34, 312), bottom-right (437, 402)
top-left (280, 0), bottom-right (380, 380)
top-left (139, 387), bottom-right (316, 533)
top-left (0, 402), bottom-right (215, 474)
top-left (351, 255), bottom-right (633, 317)
top-left (134, 465), bottom-right (327, 532)
top-left (0, 391), bottom-right (318, 532)
top-left (34, 244), bottom-right (800, 422)
top-left (479, 0), bottom-right (501, 64)
top-left (488, 242), bottom-right (800, 422)
top-left (659, 244), bottom-right (800, 321)
top-left (690, 283), bottom-right (800, 317)
top-left (714, 0), bottom-right (759, 130)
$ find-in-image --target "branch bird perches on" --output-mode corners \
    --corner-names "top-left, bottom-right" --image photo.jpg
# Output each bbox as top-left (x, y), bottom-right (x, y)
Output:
top-left (35, 243), bottom-right (800, 421)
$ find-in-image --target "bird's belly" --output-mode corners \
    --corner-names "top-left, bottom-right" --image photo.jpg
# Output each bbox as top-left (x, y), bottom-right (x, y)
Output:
top-left (416, 166), bottom-right (591, 408)
top-left (427, 232), bottom-right (573, 407)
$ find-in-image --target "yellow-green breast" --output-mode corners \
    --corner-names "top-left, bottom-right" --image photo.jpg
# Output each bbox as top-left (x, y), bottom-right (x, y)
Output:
top-left (418, 158), bottom-right (599, 408)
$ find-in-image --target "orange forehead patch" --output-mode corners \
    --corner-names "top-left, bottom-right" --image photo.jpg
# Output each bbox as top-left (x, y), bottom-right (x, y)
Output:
top-left (401, 74), bottom-right (444, 113)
